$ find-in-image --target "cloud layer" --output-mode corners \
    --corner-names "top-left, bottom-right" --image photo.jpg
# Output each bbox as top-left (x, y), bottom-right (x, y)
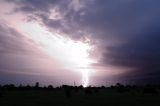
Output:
top-left (2, 0), bottom-right (160, 84)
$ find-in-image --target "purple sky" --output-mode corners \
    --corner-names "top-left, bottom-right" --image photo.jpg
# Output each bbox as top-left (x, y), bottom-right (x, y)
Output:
top-left (0, 0), bottom-right (160, 86)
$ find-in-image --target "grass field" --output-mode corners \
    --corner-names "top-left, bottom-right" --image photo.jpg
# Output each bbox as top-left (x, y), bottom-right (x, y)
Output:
top-left (0, 88), bottom-right (160, 106)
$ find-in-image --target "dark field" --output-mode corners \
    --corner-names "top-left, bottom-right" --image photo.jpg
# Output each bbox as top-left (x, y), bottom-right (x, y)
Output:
top-left (0, 85), bottom-right (160, 106)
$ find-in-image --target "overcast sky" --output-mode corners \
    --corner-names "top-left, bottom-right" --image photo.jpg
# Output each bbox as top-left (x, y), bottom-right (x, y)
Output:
top-left (0, 0), bottom-right (160, 86)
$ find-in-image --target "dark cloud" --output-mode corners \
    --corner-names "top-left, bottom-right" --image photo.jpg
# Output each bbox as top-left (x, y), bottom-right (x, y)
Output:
top-left (6, 0), bottom-right (160, 84)
top-left (8, 0), bottom-right (160, 41)
top-left (104, 26), bottom-right (160, 83)
top-left (6, 0), bottom-right (91, 40)
top-left (6, 0), bottom-right (61, 13)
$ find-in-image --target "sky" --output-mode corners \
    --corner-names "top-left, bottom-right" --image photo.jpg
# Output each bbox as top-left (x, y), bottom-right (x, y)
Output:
top-left (0, 0), bottom-right (160, 87)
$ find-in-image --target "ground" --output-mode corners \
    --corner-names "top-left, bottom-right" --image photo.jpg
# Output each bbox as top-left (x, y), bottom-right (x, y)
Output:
top-left (0, 88), bottom-right (160, 106)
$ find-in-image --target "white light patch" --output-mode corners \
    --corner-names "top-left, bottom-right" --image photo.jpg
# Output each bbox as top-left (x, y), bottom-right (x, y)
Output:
top-left (82, 69), bottom-right (89, 87)
top-left (17, 22), bottom-right (96, 87)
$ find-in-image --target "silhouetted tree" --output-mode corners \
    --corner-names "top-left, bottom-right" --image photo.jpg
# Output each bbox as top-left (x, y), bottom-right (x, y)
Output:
top-left (26, 85), bottom-right (31, 90)
top-left (35, 82), bottom-right (39, 88)
top-left (78, 85), bottom-right (83, 89)
top-left (18, 84), bottom-right (23, 88)
top-left (43, 86), bottom-right (47, 89)
top-left (116, 83), bottom-right (124, 88)
top-left (3, 84), bottom-right (15, 90)
top-left (115, 83), bottom-right (129, 93)
top-left (48, 85), bottom-right (53, 89)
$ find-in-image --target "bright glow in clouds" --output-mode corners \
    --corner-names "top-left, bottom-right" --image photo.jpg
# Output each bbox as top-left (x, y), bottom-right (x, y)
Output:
top-left (17, 22), bottom-right (96, 87)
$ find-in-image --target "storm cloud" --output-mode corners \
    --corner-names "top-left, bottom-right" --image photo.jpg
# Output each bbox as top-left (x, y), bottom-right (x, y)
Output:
top-left (3, 0), bottom-right (160, 84)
